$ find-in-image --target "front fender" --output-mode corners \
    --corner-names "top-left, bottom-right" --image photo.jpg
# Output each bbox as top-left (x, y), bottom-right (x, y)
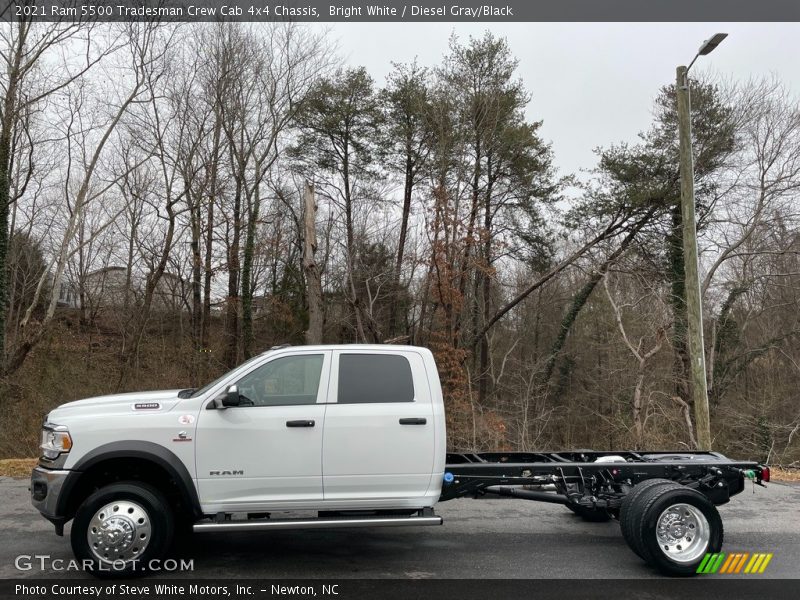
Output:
top-left (55, 440), bottom-right (201, 520)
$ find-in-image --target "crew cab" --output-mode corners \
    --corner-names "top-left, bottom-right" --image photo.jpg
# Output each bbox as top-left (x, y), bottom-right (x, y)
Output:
top-left (31, 344), bottom-right (768, 577)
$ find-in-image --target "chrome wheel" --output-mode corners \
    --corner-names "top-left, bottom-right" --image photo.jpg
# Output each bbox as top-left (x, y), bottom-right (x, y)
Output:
top-left (86, 500), bottom-right (152, 564)
top-left (656, 502), bottom-right (710, 563)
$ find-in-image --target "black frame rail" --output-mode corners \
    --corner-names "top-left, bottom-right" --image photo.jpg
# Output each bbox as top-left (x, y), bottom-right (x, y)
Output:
top-left (440, 451), bottom-right (767, 504)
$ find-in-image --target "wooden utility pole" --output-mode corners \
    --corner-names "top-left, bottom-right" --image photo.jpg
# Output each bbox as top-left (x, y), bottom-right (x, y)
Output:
top-left (303, 181), bottom-right (324, 345)
top-left (676, 65), bottom-right (711, 450)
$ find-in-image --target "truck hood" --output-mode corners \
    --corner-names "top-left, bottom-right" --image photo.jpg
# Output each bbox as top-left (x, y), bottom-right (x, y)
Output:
top-left (47, 389), bottom-right (186, 421)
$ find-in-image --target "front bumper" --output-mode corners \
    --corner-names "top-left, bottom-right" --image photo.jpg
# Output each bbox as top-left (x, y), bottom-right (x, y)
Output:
top-left (31, 466), bottom-right (71, 535)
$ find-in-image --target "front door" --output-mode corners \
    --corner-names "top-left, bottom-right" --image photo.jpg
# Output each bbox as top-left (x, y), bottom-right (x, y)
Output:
top-left (195, 351), bottom-right (331, 510)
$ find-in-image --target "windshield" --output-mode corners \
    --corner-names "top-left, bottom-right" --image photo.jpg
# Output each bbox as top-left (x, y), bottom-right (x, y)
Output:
top-left (189, 354), bottom-right (265, 398)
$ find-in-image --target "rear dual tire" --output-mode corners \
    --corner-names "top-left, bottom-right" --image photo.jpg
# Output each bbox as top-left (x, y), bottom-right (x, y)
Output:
top-left (620, 478), bottom-right (680, 556)
top-left (620, 481), bottom-right (723, 576)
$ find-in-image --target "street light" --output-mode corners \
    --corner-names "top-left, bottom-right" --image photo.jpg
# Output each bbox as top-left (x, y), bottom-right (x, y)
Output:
top-left (688, 33), bottom-right (729, 67)
top-left (676, 33), bottom-right (727, 450)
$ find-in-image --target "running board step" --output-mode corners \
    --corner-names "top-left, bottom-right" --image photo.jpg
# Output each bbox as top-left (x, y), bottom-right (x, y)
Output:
top-left (193, 515), bottom-right (443, 533)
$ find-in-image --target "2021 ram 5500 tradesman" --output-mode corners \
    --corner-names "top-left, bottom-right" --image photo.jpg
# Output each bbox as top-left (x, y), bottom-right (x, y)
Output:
top-left (31, 344), bottom-right (769, 577)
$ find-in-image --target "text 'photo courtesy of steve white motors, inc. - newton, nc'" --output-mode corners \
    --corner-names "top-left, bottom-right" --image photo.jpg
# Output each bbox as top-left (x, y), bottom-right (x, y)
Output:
top-left (14, 582), bottom-right (337, 597)
top-left (13, 3), bottom-right (515, 19)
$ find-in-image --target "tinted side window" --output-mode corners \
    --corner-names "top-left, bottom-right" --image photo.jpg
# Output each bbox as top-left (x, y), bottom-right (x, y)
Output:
top-left (236, 354), bottom-right (323, 406)
top-left (338, 354), bottom-right (415, 404)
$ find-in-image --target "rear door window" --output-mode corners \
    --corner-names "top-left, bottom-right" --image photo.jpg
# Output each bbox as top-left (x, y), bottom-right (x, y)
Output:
top-left (337, 354), bottom-right (415, 404)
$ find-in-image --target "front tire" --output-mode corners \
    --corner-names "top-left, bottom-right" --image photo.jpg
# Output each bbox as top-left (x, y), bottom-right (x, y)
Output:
top-left (70, 482), bottom-right (174, 578)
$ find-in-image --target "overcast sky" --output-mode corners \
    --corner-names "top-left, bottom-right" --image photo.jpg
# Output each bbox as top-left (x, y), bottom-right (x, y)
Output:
top-left (325, 22), bottom-right (800, 180)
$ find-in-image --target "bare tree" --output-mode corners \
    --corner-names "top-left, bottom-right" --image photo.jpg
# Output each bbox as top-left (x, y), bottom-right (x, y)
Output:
top-left (604, 271), bottom-right (667, 449)
top-left (5, 23), bottom-right (169, 376)
top-left (0, 17), bottom-right (116, 370)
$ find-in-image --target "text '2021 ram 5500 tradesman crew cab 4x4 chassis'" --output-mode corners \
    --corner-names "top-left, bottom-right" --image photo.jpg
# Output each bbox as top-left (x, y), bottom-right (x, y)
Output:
top-left (31, 344), bottom-right (769, 577)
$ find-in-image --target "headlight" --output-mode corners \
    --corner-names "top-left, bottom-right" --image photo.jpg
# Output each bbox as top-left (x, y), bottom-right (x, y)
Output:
top-left (40, 425), bottom-right (72, 460)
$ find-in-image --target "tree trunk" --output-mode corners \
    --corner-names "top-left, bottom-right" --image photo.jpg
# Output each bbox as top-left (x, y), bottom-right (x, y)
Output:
top-left (303, 181), bottom-right (324, 345)
top-left (667, 204), bottom-right (691, 402)
top-left (190, 190), bottom-right (202, 384)
top-left (202, 113), bottom-right (222, 366)
top-left (124, 213), bottom-right (136, 312)
top-left (477, 153), bottom-right (494, 403)
top-left (0, 34), bottom-right (22, 370)
top-left (341, 133), bottom-right (368, 342)
top-left (389, 149), bottom-right (414, 337)
top-left (454, 137), bottom-right (481, 346)
top-left (224, 177), bottom-right (243, 368)
top-left (632, 367), bottom-right (645, 449)
top-left (77, 219), bottom-right (87, 325)
top-left (241, 160), bottom-right (261, 359)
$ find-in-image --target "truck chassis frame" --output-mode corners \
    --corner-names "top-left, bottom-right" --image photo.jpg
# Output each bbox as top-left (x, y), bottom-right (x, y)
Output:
top-left (441, 450), bottom-right (767, 511)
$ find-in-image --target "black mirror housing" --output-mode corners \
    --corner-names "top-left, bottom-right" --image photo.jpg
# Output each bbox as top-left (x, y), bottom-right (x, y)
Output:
top-left (222, 385), bottom-right (241, 407)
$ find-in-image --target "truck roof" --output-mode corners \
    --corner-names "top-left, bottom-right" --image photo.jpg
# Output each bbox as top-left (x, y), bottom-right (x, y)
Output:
top-left (264, 344), bottom-right (427, 354)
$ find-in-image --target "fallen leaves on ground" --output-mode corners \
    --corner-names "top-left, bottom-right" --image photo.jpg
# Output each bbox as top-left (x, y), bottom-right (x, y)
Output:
top-left (770, 466), bottom-right (800, 482)
top-left (0, 458), bottom-right (37, 477)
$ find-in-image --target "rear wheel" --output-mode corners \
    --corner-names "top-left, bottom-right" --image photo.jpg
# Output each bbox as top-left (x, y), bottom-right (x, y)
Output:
top-left (629, 485), bottom-right (723, 576)
top-left (620, 478), bottom-right (681, 557)
top-left (70, 482), bottom-right (174, 578)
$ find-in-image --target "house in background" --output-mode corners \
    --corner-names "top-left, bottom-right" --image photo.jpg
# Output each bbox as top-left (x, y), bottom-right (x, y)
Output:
top-left (58, 267), bottom-right (190, 314)
top-left (56, 280), bottom-right (79, 308)
top-left (152, 271), bottom-right (190, 313)
top-left (84, 266), bottom-right (130, 309)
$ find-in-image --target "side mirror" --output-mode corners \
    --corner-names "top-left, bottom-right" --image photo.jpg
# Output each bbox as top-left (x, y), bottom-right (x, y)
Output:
top-left (207, 385), bottom-right (241, 410)
top-left (222, 385), bottom-right (241, 407)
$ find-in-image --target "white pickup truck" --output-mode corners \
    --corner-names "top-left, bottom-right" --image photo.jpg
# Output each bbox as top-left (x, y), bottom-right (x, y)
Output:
top-left (31, 344), bottom-right (768, 577)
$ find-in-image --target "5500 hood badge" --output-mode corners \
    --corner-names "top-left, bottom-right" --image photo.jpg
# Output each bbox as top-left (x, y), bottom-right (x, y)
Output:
top-left (133, 402), bottom-right (161, 410)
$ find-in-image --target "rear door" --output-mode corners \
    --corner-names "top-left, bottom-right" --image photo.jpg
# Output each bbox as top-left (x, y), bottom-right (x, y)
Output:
top-left (322, 350), bottom-right (435, 501)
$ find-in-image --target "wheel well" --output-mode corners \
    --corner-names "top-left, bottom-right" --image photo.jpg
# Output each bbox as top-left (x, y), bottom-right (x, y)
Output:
top-left (64, 457), bottom-right (195, 521)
